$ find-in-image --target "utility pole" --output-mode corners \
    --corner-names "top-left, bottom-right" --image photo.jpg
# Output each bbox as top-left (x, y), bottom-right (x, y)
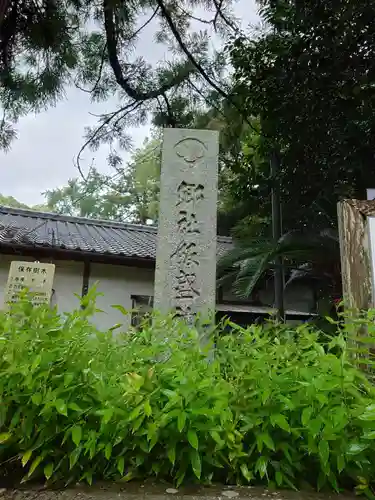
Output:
top-left (270, 149), bottom-right (285, 321)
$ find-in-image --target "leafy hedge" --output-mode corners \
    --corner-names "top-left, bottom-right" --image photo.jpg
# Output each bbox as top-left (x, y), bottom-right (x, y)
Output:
top-left (1, 292), bottom-right (375, 496)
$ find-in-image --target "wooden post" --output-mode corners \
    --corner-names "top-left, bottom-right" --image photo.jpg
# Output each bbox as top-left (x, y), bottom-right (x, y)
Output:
top-left (337, 199), bottom-right (375, 311)
top-left (270, 150), bottom-right (285, 321)
top-left (337, 200), bottom-right (375, 366)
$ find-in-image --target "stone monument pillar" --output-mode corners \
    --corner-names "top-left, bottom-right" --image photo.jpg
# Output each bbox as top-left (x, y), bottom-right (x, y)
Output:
top-left (154, 128), bottom-right (219, 322)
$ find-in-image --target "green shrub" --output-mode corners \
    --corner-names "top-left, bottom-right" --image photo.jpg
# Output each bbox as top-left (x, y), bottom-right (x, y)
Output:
top-left (0, 291), bottom-right (375, 497)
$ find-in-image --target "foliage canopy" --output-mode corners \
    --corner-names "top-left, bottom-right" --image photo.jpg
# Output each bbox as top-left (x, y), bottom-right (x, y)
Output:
top-left (229, 0), bottom-right (375, 232)
top-left (0, 0), bottom-right (239, 157)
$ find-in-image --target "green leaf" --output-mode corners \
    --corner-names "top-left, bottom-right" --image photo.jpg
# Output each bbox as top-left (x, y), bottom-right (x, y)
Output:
top-left (319, 440), bottom-right (329, 466)
top-left (55, 399), bottom-right (67, 416)
top-left (82, 471), bottom-right (93, 485)
top-left (105, 443), bottom-right (112, 460)
top-left (111, 304), bottom-right (129, 316)
top-left (210, 430), bottom-right (223, 447)
top-left (44, 463), bottom-right (53, 480)
top-left (255, 456), bottom-right (268, 479)
top-left (178, 411), bottom-right (187, 432)
top-left (260, 432), bottom-right (275, 450)
top-left (144, 401), bottom-right (152, 416)
top-left (190, 449), bottom-right (201, 479)
top-left (121, 471), bottom-right (133, 482)
top-left (275, 471), bottom-right (283, 486)
top-left (69, 448), bottom-right (81, 469)
top-left (31, 393), bottom-right (43, 405)
top-left (64, 373), bottom-right (74, 387)
top-left (308, 418), bottom-right (322, 437)
top-left (175, 447), bottom-right (189, 485)
top-left (102, 408), bottom-right (114, 424)
top-left (167, 445), bottom-right (176, 465)
top-left (359, 404), bottom-right (375, 421)
top-left (129, 404), bottom-right (143, 422)
top-left (117, 457), bottom-right (125, 475)
top-left (0, 432), bottom-right (11, 444)
top-left (271, 414), bottom-right (290, 432)
top-left (108, 323), bottom-right (122, 332)
top-left (317, 470), bottom-right (326, 491)
top-left (256, 434), bottom-right (263, 453)
top-left (22, 450), bottom-right (32, 467)
top-left (71, 425), bottom-right (82, 447)
top-left (337, 454), bottom-right (345, 473)
top-left (261, 389), bottom-right (271, 404)
top-left (187, 429), bottom-right (199, 450)
top-left (240, 463), bottom-right (253, 482)
top-left (68, 402), bottom-right (82, 412)
top-left (346, 442), bottom-right (368, 456)
top-left (31, 354), bottom-right (42, 372)
top-left (28, 456), bottom-right (43, 477)
top-left (302, 407), bottom-right (312, 426)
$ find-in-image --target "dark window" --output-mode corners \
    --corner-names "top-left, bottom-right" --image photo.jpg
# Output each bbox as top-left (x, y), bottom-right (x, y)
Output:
top-left (131, 295), bottom-right (154, 329)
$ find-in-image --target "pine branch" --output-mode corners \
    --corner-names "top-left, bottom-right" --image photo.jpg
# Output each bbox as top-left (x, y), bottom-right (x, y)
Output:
top-left (127, 6), bottom-right (159, 41)
top-left (212, 0), bottom-right (239, 33)
top-left (155, 0), bottom-right (228, 100)
top-left (162, 93), bottom-right (177, 127)
top-left (103, 0), bottom-right (194, 102)
top-left (74, 43), bottom-right (107, 94)
top-left (75, 101), bottom-right (142, 180)
top-left (156, 0), bottom-right (263, 137)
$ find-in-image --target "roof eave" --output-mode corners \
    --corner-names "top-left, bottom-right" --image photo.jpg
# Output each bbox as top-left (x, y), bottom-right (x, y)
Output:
top-left (0, 242), bottom-right (156, 268)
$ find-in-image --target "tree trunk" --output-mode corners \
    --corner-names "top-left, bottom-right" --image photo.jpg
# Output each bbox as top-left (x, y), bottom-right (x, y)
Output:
top-left (0, 0), bottom-right (9, 26)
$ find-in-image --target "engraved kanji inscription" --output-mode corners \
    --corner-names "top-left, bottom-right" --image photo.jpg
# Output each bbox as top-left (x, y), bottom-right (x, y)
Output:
top-left (174, 269), bottom-right (200, 300)
top-left (171, 241), bottom-right (199, 268)
top-left (176, 181), bottom-right (204, 206)
top-left (177, 211), bottom-right (200, 234)
top-left (154, 128), bottom-right (219, 324)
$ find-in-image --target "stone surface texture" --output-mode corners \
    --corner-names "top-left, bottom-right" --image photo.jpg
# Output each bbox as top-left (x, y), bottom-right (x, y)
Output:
top-left (154, 128), bottom-right (219, 321)
top-left (0, 485), bottom-right (356, 500)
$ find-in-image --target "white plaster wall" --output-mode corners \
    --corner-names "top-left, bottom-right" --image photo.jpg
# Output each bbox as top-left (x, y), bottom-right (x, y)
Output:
top-left (89, 264), bottom-right (155, 332)
top-left (0, 254), bottom-right (315, 330)
top-left (0, 255), bottom-right (83, 313)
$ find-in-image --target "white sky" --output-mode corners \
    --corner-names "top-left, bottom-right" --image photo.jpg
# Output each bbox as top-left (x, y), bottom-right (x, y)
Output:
top-left (0, 0), bottom-right (259, 205)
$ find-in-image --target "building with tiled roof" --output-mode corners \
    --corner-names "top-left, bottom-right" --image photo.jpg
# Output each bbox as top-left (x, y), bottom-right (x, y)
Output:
top-left (0, 206), bottom-right (232, 262)
top-left (0, 206), bottom-right (316, 330)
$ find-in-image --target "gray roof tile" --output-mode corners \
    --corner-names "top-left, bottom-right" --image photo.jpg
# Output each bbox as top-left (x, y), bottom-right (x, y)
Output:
top-left (0, 207), bottom-right (232, 261)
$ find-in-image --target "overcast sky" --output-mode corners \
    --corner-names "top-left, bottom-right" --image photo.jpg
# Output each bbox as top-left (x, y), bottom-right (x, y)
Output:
top-left (0, 0), bottom-right (259, 206)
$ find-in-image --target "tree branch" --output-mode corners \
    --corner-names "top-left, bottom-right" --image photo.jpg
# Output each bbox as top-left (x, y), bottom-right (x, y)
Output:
top-left (155, 0), bottom-right (262, 137)
top-left (103, 0), bottom-right (193, 102)
top-left (74, 43), bottom-right (107, 94)
top-left (212, 0), bottom-right (239, 33)
top-left (155, 0), bottom-right (228, 100)
top-left (176, 4), bottom-right (214, 27)
top-left (162, 93), bottom-right (176, 127)
top-left (75, 101), bottom-right (142, 180)
top-left (128, 6), bottom-right (159, 41)
top-left (187, 78), bottom-right (225, 120)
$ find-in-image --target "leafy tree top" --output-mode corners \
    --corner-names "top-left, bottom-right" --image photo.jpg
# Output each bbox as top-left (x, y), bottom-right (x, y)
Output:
top-left (229, 0), bottom-right (375, 231)
top-left (0, 0), bottom-right (240, 161)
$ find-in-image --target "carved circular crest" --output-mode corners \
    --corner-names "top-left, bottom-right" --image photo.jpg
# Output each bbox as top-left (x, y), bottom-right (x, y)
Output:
top-left (173, 138), bottom-right (207, 164)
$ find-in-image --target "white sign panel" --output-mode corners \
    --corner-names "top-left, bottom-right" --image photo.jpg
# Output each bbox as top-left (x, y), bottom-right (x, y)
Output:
top-left (3, 261), bottom-right (55, 310)
top-left (367, 189), bottom-right (375, 200)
